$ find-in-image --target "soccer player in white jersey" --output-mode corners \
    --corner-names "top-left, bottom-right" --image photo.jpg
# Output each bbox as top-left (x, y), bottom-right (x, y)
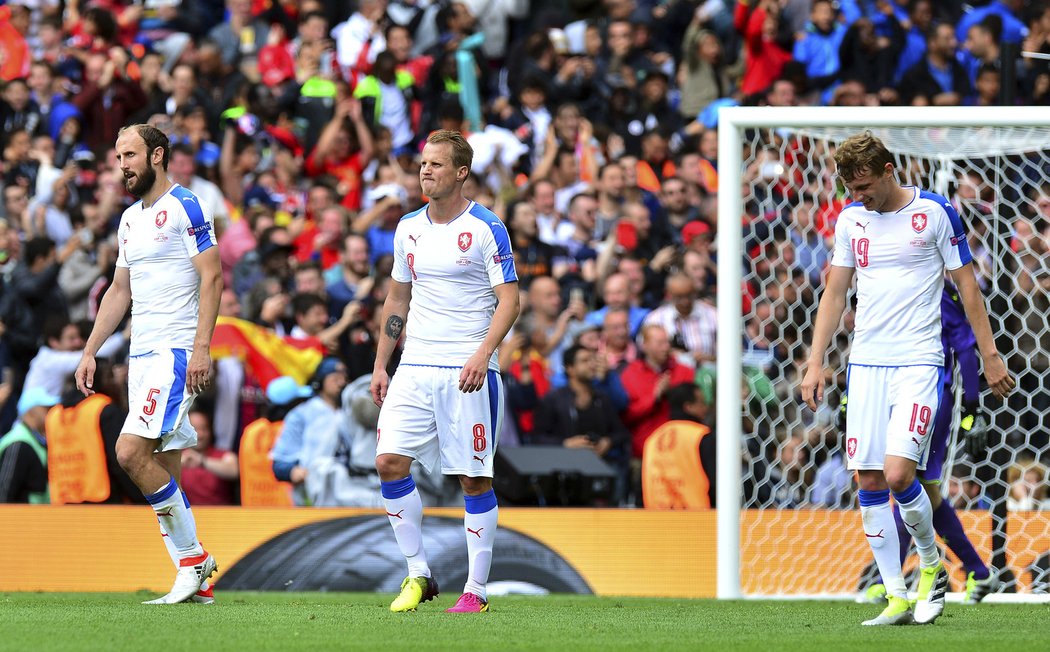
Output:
top-left (801, 132), bottom-right (1014, 626)
top-left (75, 124), bottom-right (223, 605)
top-left (371, 130), bottom-right (519, 614)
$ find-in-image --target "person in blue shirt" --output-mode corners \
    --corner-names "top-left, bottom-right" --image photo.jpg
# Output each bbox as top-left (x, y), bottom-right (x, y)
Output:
top-left (956, 0), bottom-right (1028, 45)
top-left (792, 0), bottom-right (848, 96)
top-left (898, 22), bottom-right (971, 105)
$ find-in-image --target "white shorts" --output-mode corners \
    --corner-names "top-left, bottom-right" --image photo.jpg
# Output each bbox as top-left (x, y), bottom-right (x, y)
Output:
top-left (845, 364), bottom-right (945, 471)
top-left (376, 365), bottom-right (504, 477)
top-left (121, 349), bottom-right (198, 452)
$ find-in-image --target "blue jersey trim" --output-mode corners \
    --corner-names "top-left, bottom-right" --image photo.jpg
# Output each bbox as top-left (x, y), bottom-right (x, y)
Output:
top-left (161, 349), bottom-right (188, 433)
top-left (469, 204), bottom-right (518, 283)
top-left (486, 369), bottom-right (500, 450)
top-left (894, 186), bottom-right (919, 213)
top-left (171, 185), bottom-right (213, 253)
top-left (919, 190), bottom-right (973, 265)
top-left (398, 205), bottom-right (427, 223)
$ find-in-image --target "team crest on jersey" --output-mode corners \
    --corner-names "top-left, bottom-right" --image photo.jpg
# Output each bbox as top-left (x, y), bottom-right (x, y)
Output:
top-left (155, 211), bottom-right (167, 228)
top-left (911, 212), bottom-right (927, 233)
top-left (458, 232), bottom-right (472, 252)
top-left (847, 438), bottom-right (857, 459)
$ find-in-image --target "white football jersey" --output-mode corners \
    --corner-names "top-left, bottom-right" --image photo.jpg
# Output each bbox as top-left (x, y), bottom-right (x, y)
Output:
top-left (392, 201), bottom-right (517, 370)
top-left (116, 183), bottom-right (217, 355)
top-left (831, 187), bottom-right (972, 367)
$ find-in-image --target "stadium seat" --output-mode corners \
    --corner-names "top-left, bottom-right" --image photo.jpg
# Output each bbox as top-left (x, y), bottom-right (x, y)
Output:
top-left (239, 418), bottom-right (294, 507)
top-left (642, 420), bottom-right (711, 510)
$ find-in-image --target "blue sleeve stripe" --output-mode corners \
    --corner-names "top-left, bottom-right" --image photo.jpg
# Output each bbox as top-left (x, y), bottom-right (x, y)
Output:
top-left (920, 190), bottom-right (972, 265)
top-left (471, 205), bottom-right (517, 283)
top-left (174, 186), bottom-right (213, 253)
top-left (161, 349), bottom-right (188, 433)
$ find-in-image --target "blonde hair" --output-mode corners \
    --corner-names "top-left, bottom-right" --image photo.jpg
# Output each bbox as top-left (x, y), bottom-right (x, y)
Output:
top-left (426, 129), bottom-right (473, 171)
top-left (833, 130), bottom-right (895, 183)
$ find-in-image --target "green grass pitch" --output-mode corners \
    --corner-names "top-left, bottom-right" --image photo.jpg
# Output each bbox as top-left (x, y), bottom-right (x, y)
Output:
top-left (3, 593), bottom-right (1048, 651)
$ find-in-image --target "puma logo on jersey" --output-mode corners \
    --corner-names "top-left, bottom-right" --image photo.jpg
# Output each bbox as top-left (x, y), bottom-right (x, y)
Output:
top-left (408, 234), bottom-right (421, 246)
top-left (855, 221), bottom-right (869, 233)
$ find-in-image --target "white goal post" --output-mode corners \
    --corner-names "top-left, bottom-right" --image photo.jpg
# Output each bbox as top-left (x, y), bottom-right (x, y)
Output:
top-left (716, 107), bottom-right (1050, 599)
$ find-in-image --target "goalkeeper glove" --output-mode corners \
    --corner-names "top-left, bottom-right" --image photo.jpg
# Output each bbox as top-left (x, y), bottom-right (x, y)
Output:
top-left (959, 400), bottom-right (988, 459)
top-left (837, 392), bottom-right (848, 434)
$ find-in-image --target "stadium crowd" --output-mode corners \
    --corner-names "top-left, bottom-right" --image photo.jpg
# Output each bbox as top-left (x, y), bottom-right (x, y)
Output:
top-left (0, 0), bottom-right (1048, 508)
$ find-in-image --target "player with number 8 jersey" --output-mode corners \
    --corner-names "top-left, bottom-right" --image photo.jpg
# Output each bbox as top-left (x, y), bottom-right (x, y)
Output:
top-left (371, 130), bottom-right (519, 614)
top-left (800, 132), bottom-right (1015, 626)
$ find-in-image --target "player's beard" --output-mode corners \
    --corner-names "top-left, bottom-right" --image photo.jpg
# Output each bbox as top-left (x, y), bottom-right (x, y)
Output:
top-left (125, 165), bottom-right (157, 198)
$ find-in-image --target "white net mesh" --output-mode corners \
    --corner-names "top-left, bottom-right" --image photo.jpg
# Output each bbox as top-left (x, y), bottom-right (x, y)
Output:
top-left (737, 126), bottom-right (1050, 597)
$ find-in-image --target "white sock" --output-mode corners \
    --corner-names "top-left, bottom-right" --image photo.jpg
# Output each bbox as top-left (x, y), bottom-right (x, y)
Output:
top-left (463, 490), bottom-right (498, 600)
top-left (381, 475), bottom-right (430, 578)
top-left (894, 479), bottom-right (939, 567)
top-left (144, 476), bottom-right (203, 558)
top-left (158, 513), bottom-right (209, 594)
top-left (859, 489), bottom-right (907, 599)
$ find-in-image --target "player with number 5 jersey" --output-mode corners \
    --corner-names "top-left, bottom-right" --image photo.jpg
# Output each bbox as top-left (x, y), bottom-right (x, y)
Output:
top-left (371, 130), bottom-right (520, 614)
top-left (75, 124), bottom-right (223, 606)
top-left (800, 132), bottom-right (1015, 627)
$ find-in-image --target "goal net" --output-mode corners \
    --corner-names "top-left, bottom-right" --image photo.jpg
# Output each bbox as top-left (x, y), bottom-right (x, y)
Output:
top-left (715, 108), bottom-right (1050, 599)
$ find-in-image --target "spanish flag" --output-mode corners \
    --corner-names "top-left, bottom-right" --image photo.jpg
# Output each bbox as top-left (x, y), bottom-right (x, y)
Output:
top-left (210, 317), bottom-right (325, 389)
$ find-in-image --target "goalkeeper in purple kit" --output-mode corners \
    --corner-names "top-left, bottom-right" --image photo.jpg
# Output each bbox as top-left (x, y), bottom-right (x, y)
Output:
top-left (854, 283), bottom-right (998, 604)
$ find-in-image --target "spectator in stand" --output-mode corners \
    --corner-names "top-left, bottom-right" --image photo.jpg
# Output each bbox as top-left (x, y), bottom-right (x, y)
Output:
top-left (0, 3), bottom-right (32, 82)
top-left (734, 0), bottom-right (792, 99)
top-left (1, 77), bottom-right (41, 139)
top-left (168, 144), bottom-right (228, 231)
top-left (207, 0), bottom-right (270, 69)
top-left (73, 49), bottom-right (147, 154)
top-left (642, 273), bottom-right (718, 370)
top-left (899, 22), bottom-right (970, 106)
top-left (24, 316), bottom-right (123, 397)
top-left (586, 272), bottom-right (649, 337)
top-left (289, 292), bottom-right (360, 352)
top-left (679, 14), bottom-right (735, 120)
top-left (955, 0), bottom-right (1028, 45)
top-left (2, 236), bottom-right (73, 375)
top-left (792, 0), bottom-right (847, 101)
top-left (270, 357), bottom-right (348, 505)
top-left (506, 200), bottom-right (564, 288)
top-left (304, 97), bottom-right (375, 212)
top-left (327, 233), bottom-right (373, 315)
top-left (180, 405), bottom-right (239, 506)
top-left (526, 275), bottom-right (588, 386)
top-left (620, 323), bottom-right (695, 460)
top-left (837, 10), bottom-right (905, 103)
top-left (0, 387), bottom-right (58, 503)
top-left (334, 0), bottom-right (391, 79)
top-left (594, 162), bottom-right (626, 241)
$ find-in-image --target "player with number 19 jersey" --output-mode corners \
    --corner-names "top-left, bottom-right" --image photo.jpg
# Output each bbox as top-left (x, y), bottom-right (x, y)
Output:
top-left (832, 188), bottom-right (972, 367)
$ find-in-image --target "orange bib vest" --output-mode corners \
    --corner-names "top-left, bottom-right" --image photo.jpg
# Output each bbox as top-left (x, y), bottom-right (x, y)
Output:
top-left (642, 420), bottom-right (712, 509)
top-left (45, 395), bottom-right (112, 504)
top-left (239, 418), bottom-right (294, 507)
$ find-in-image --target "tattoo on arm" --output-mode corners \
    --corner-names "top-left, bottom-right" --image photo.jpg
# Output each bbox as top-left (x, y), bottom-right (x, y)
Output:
top-left (385, 315), bottom-right (404, 340)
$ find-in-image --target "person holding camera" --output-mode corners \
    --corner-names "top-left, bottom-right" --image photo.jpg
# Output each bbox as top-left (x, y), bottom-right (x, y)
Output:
top-left (58, 205), bottom-right (117, 321)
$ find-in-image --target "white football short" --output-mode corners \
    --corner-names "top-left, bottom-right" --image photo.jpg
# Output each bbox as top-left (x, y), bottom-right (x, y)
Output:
top-left (376, 365), bottom-right (504, 477)
top-left (844, 364), bottom-right (945, 471)
top-left (121, 348), bottom-right (198, 452)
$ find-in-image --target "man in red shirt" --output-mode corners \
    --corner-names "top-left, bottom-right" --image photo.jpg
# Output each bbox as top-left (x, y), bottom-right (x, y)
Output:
top-left (620, 324), bottom-right (695, 458)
